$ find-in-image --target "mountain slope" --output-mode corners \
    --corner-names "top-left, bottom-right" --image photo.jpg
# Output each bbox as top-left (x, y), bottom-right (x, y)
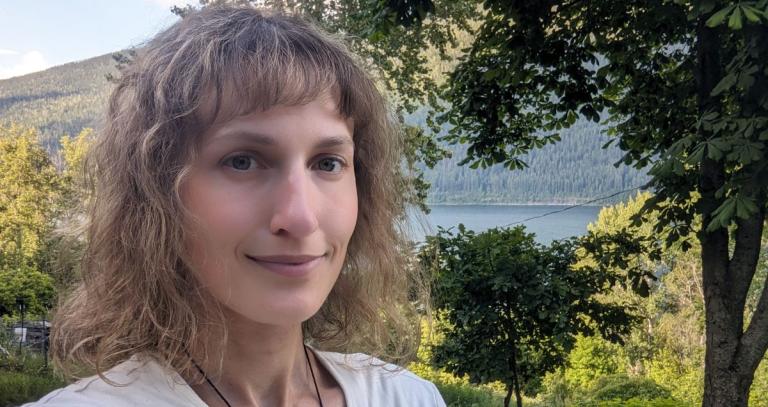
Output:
top-left (0, 53), bottom-right (116, 150)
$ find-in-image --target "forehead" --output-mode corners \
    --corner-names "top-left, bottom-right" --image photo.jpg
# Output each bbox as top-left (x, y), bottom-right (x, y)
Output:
top-left (194, 81), bottom-right (348, 132)
top-left (204, 95), bottom-right (354, 143)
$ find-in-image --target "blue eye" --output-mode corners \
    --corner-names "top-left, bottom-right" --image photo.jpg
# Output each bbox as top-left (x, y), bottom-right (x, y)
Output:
top-left (224, 155), bottom-right (258, 171)
top-left (316, 157), bottom-right (344, 173)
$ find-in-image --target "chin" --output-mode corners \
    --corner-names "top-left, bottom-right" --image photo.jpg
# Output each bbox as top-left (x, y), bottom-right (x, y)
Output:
top-left (226, 296), bottom-right (325, 327)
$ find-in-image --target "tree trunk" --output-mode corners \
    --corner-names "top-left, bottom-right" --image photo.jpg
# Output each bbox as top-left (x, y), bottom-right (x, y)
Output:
top-left (505, 298), bottom-right (523, 407)
top-left (698, 16), bottom-right (768, 407)
top-left (510, 336), bottom-right (523, 407)
top-left (504, 385), bottom-right (513, 407)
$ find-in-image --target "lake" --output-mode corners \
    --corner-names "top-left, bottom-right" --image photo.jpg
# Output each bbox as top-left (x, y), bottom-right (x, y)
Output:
top-left (408, 204), bottom-right (604, 243)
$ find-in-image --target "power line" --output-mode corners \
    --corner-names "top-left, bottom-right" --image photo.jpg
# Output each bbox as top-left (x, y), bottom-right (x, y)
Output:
top-left (501, 185), bottom-right (644, 228)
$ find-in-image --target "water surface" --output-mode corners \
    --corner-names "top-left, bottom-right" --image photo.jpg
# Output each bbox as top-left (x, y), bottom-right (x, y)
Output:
top-left (408, 204), bottom-right (603, 244)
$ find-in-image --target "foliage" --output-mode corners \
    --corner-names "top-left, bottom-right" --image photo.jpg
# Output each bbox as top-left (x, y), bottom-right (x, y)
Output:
top-left (564, 335), bottom-right (625, 390)
top-left (588, 374), bottom-right (672, 401)
top-left (533, 370), bottom-right (571, 407)
top-left (0, 266), bottom-right (55, 317)
top-left (0, 125), bottom-right (63, 271)
top-left (421, 225), bottom-right (639, 406)
top-left (0, 125), bottom-right (90, 318)
top-left (431, 381), bottom-right (503, 407)
top-left (0, 371), bottom-right (65, 407)
top-left (572, 192), bottom-right (768, 406)
top-left (0, 344), bottom-right (66, 407)
top-left (409, 319), bottom-right (507, 406)
top-left (573, 398), bottom-right (692, 407)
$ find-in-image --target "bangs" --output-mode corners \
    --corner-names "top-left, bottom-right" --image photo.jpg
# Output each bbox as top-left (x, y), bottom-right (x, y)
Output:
top-left (165, 9), bottom-right (365, 132)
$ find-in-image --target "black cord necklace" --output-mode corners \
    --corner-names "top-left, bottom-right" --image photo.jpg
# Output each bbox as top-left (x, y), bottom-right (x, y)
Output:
top-left (190, 345), bottom-right (324, 407)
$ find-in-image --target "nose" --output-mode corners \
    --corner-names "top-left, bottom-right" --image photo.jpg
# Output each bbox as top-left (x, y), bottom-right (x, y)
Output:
top-left (269, 167), bottom-right (319, 238)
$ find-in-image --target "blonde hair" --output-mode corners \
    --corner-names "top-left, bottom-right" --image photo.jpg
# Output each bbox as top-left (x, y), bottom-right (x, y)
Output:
top-left (52, 5), bottom-right (422, 381)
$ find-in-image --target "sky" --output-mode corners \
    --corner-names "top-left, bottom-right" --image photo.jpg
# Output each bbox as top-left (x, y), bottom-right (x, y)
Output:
top-left (0, 0), bottom-right (196, 80)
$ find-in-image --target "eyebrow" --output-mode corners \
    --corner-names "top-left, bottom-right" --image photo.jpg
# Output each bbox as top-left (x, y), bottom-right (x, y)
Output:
top-left (212, 131), bottom-right (354, 149)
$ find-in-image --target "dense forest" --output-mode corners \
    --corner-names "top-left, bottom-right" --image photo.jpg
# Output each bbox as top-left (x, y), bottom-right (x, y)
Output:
top-left (0, 54), bottom-right (647, 204)
top-left (422, 120), bottom-right (647, 204)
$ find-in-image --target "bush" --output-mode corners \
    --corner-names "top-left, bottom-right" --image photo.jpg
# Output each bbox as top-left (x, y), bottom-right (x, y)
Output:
top-left (565, 335), bottom-right (625, 389)
top-left (589, 374), bottom-right (671, 401)
top-left (434, 380), bottom-right (504, 407)
top-left (575, 397), bottom-right (692, 407)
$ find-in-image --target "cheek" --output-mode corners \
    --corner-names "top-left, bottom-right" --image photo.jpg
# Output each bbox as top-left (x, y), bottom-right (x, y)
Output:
top-left (180, 178), bottom-right (253, 274)
top-left (335, 177), bottom-right (358, 241)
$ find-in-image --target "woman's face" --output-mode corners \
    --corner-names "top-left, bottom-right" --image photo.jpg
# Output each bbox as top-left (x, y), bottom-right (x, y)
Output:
top-left (181, 94), bottom-right (357, 326)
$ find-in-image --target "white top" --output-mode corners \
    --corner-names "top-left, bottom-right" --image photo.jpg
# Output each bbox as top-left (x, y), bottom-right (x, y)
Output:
top-left (23, 350), bottom-right (446, 407)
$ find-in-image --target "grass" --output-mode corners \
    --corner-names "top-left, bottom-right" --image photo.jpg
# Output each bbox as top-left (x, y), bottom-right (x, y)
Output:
top-left (0, 342), bottom-right (67, 407)
top-left (0, 371), bottom-right (66, 407)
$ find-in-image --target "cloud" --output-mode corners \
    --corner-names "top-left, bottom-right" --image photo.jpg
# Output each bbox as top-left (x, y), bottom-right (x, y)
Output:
top-left (0, 51), bottom-right (50, 80)
top-left (0, 49), bottom-right (19, 56)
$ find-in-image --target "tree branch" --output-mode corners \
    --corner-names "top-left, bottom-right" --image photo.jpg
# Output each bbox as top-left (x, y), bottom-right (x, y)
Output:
top-left (729, 208), bottom-right (766, 318)
top-left (738, 255), bottom-right (768, 374)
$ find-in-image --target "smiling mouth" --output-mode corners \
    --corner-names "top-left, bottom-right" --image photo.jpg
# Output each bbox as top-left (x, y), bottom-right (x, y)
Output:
top-left (245, 254), bottom-right (325, 278)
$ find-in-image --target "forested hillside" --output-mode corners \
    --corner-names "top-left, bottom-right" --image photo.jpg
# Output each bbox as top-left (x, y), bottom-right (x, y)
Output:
top-left (0, 54), bottom-right (115, 151)
top-left (0, 54), bottom-right (647, 204)
top-left (422, 119), bottom-right (648, 204)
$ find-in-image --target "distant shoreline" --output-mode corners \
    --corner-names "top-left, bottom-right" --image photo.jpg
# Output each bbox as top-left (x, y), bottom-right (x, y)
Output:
top-left (426, 202), bottom-right (608, 207)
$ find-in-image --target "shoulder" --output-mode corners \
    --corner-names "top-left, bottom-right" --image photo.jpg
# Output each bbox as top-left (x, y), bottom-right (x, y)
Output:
top-left (21, 356), bottom-right (205, 407)
top-left (314, 350), bottom-right (446, 407)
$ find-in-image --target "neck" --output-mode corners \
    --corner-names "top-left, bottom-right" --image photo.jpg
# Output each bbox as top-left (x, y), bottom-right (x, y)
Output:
top-left (189, 311), bottom-right (319, 406)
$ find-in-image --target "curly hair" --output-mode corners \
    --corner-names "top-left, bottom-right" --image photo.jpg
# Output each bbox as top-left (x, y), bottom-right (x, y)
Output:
top-left (51, 5), bottom-right (423, 382)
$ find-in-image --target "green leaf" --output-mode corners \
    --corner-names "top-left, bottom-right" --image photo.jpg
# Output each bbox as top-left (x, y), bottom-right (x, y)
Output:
top-left (712, 73), bottom-right (737, 96)
top-left (735, 195), bottom-right (759, 219)
top-left (701, 111), bottom-right (719, 121)
top-left (687, 143), bottom-right (707, 164)
top-left (708, 197), bottom-right (737, 232)
top-left (742, 6), bottom-right (763, 22)
top-left (706, 5), bottom-right (736, 27)
top-left (729, 6), bottom-right (744, 30)
top-left (706, 141), bottom-right (724, 160)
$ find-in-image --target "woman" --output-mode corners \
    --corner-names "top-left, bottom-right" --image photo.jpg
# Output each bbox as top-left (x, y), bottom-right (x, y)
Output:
top-left (27, 5), bottom-right (443, 406)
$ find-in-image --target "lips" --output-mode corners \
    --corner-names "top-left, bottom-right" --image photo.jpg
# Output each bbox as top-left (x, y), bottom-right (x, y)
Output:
top-left (245, 254), bottom-right (325, 278)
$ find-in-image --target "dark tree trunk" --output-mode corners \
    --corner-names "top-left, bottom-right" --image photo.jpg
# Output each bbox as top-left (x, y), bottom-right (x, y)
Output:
top-left (510, 338), bottom-right (523, 407)
top-left (698, 17), bottom-right (768, 407)
top-left (505, 299), bottom-right (523, 407)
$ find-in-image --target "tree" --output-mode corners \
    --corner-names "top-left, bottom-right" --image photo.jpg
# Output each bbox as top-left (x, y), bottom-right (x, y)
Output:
top-left (0, 265), bottom-right (55, 317)
top-left (0, 125), bottom-right (64, 317)
top-left (421, 225), bottom-right (640, 407)
top-left (379, 1), bottom-right (766, 405)
top-left (0, 125), bottom-right (62, 270)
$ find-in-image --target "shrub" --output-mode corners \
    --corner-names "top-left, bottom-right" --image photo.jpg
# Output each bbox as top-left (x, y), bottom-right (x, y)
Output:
top-left (575, 397), bottom-right (692, 407)
top-left (434, 380), bottom-right (503, 407)
top-left (589, 374), bottom-right (672, 401)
